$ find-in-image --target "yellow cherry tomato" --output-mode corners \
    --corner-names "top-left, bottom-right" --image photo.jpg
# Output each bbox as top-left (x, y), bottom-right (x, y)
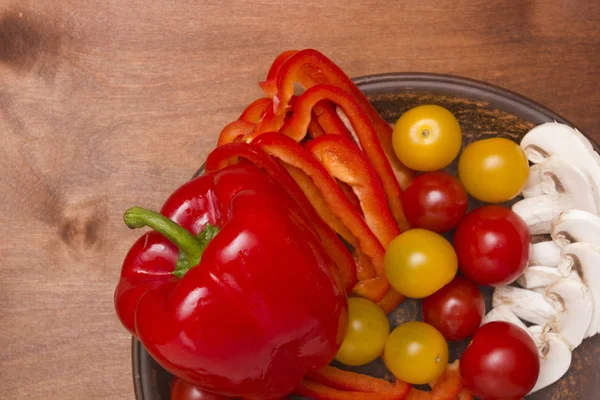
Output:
top-left (335, 297), bottom-right (390, 366)
top-left (384, 229), bottom-right (457, 298)
top-left (384, 321), bottom-right (449, 384)
top-left (458, 137), bottom-right (529, 203)
top-left (392, 105), bottom-right (462, 171)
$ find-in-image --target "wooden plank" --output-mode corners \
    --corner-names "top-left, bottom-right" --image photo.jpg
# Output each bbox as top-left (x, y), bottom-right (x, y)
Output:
top-left (0, 0), bottom-right (598, 398)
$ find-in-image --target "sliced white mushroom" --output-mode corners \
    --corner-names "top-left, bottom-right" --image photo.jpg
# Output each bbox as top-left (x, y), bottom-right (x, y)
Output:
top-left (481, 305), bottom-right (528, 331)
top-left (520, 122), bottom-right (600, 209)
top-left (512, 157), bottom-right (597, 234)
top-left (557, 242), bottom-right (600, 337)
top-left (552, 209), bottom-right (600, 248)
top-left (571, 126), bottom-right (600, 164)
top-left (528, 327), bottom-right (572, 394)
top-left (522, 163), bottom-right (544, 198)
top-left (545, 278), bottom-right (593, 349)
top-left (517, 266), bottom-right (567, 289)
top-left (494, 279), bottom-right (593, 349)
top-left (493, 286), bottom-right (562, 327)
top-left (530, 241), bottom-right (562, 266)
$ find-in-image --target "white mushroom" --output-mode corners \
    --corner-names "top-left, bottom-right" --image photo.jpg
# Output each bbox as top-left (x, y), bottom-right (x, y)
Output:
top-left (522, 163), bottom-right (544, 198)
top-left (545, 278), bottom-right (593, 349)
top-left (512, 157), bottom-right (597, 234)
top-left (493, 286), bottom-right (562, 327)
top-left (527, 326), bottom-right (572, 394)
top-left (557, 242), bottom-right (600, 337)
top-left (481, 305), bottom-right (528, 330)
top-left (552, 209), bottom-right (600, 248)
top-left (520, 122), bottom-right (600, 210)
top-left (516, 266), bottom-right (572, 289)
top-left (493, 278), bottom-right (593, 349)
top-left (530, 241), bottom-right (562, 267)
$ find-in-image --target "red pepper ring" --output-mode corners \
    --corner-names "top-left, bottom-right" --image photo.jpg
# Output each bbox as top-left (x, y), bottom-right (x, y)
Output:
top-left (306, 135), bottom-right (400, 248)
top-left (252, 132), bottom-right (390, 302)
top-left (205, 142), bottom-right (356, 294)
top-left (278, 84), bottom-right (410, 232)
top-left (259, 49), bottom-right (300, 98)
top-left (238, 98), bottom-right (273, 124)
top-left (267, 48), bottom-right (415, 191)
top-left (217, 120), bottom-right (256, 147)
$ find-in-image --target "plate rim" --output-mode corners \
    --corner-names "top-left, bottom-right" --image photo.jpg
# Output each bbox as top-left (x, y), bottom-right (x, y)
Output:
top-left (131, 71), bottom-right (587, 400)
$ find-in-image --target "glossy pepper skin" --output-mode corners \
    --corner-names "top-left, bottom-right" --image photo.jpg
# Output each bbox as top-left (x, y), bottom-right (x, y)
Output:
top-left (114, 163), bottom-right (348, 400)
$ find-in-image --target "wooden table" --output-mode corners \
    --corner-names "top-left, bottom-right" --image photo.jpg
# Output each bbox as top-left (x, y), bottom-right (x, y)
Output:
top-left (1, 0), bottom-right (598, 398)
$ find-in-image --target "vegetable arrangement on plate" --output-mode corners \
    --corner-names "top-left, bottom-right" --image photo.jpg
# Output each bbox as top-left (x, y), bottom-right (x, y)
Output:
top-left (114, 49), bottom-right (600, 400)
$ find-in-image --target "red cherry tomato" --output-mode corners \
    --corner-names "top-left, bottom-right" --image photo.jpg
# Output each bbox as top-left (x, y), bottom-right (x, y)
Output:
top-left (460, 321), bottom-right (540, 399)
top-left (171, 378), bottom-right (231, 400)
top-left (402, 171), bottom-right (468, 233)
top-left (422, 276), bottom-right (485, 341)
top-left (453, 205), bottom-right (530, 286)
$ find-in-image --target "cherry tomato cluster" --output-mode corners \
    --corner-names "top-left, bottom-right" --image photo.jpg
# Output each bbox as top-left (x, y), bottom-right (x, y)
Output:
top-left (335, 104), bottom-right (539, 400)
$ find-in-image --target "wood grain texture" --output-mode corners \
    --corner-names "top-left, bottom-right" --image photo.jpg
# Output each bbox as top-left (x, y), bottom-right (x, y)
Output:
top-left (0, 0), bottom-right (598, 399)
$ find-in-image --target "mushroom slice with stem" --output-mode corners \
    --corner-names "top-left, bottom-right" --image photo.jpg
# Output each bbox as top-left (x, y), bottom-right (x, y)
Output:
top-left (522, 163), bottom-right (544, 198)
top-left (545, 278), bottom-right (593, 349)
top-left (530, 241), bottom-right (562, 267)
top-left (557, 242), bottom-right (600, 337)
top-left (552, 209), bottom-right (600, 248)
top-left (494, 279), bottom-right (593, 349)
top-left (516, 266), bottom-right (577, 289)
top-left (520, 122), bottom-right (600, 209)
top-left (512, 157), bottom-right (597, 234)
top-left (527, 326), bottom-right (572, 394)
top-left (481, 305), bottom-right (528, 331)
top-left (493, 286), bottom-right (562, 327)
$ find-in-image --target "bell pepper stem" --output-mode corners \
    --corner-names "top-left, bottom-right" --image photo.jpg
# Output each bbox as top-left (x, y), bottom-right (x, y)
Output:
top-left (124, 206), bottom-right (204, 269)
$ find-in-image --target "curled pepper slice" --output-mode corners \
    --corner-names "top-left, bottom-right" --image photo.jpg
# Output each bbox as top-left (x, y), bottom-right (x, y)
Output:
top-left (238, 98), bottom-right (272, 124)
top-left (279, 84), bottom-right (409, 231)
top-left (205, 142), bottom-right (356, 293)
top-left (259, 49), bottom-right (300, 98)
top-left (295, 379), bottom-right (410, 400)
top-left (217, 120), bottom-right (256, 146)
top-left (265, 48), bottom-right (415, 190)
top-left (252, 132), bottom-right (389, 302)
top-left (406, 362), bottom-right (465, 400)
top-left (306, 135), bottom-right (400, 247)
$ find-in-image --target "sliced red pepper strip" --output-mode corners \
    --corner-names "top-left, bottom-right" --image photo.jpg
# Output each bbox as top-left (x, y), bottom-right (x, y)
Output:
top-left (267, 49), bottom-right (415, 191)
top-left (306, 135), bottom-right (400, 247)
top-left (306, 365), bottom-right (406, 393)
top-left (295, 379), bottom-right (410, 400)
top-left (406, 362), bottom-right (464, 400)
top-left (205, 142), bottom-right (356, 293)
top-left (238, 98), bottom-right (272, 124)
top-left (217, 120), bottom-right (256, 146)
top-left (279, 84), bottom-right (410, 231)
top-left (454, 389), bottom-right (473, 400)
top-left (314, 100), bottom-right (352, 138)
top-left (283, 163), bottom-right (355, 245)
top-left (354, 248), bottom-right (376, 281)
top-left (259, 49), bottom-right (300, 98)
top-left (377, 287), bottom-right (405, 315)
top-left (252, 132), bottom-right (389, 302)
top-left (337, 179), bottom-right (362, 213)
top-left (308, 113), bottom-right (328, 138)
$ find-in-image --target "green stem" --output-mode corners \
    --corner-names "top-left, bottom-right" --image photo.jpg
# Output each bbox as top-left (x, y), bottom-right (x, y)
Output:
top-left (124, 206), bottom-right (203, 268)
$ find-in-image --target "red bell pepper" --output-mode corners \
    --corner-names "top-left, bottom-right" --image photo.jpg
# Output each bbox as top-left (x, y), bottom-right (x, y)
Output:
top-left (259, 49), bottom-right (299, 98)
top-left (263, 48), bottom-right (415, 191)
top-left (313, 100), bottom-right (352, 138)
top-left (171, 377), bottom-right (232, 400)
top-left (278, 84), bottom-right (410, 231)
top-left (204, 142), bottom-right (356, 293)
top-left (306, 135), bottom-right (400, 247)
top-left (114, 163), bottom-right (348, 400)
top-left (252, 132), bottom-right (390, 302)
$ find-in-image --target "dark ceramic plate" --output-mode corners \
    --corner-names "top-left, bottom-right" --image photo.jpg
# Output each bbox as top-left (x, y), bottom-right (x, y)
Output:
top-left (132, 73), bottom-right (600, 400)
